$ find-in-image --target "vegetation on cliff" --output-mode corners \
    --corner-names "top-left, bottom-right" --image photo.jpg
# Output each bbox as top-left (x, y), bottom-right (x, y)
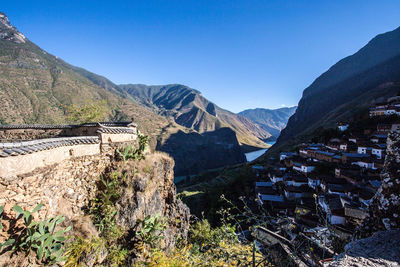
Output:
top-left (0, 204), bottom-right (71, 265)
top-left (60, 140), bottom-right (265, 266)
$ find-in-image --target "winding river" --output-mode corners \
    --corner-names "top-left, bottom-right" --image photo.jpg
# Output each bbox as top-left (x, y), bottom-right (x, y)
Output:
top-left (244, 141), bottom-right (275, 162)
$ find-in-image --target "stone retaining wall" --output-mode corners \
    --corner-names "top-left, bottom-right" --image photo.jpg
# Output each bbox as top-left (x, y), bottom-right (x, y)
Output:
top-left (0, 143), bottom-right (100, 178)
top-left (0, 122), bottom-right (139, 219)
top-left (0, 121), bottom-right (135, 141)
top-left (0, 123), bottom-right (137, 179)
top-left (0, 152), bottom-right (112, 220)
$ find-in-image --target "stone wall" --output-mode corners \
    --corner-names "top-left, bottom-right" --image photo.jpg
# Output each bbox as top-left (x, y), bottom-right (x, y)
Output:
top-left (0, 123), bottom-right (137, 179)
top-left (0, 151), bottom-right (112, 220)
top-left (0, 143), bottom-right (100, 178)
top-left (0, 122), bottom-right (190, 265)
top-left (0, 122), bottom-right (139, 218)
top-left (0, 121), bottom-right (135, 141)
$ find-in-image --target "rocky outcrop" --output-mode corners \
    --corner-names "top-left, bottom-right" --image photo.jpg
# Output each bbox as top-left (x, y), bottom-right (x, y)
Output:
top-left (0, 140), bottom-right (190, 264)
top-left (0, 12), bottom-right (26, 43)
top-left (332, 131), bottom-right (400, 266)
top-left (330, 230), bottom-right (400, 267)
top-left (358, 131), bottom-right (400, 236)
top-left (115, 152), bottom-right (190, 249)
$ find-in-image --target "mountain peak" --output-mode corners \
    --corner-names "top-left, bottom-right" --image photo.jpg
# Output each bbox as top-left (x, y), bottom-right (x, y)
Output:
top-left (0, 12), bottom-right (26, 43)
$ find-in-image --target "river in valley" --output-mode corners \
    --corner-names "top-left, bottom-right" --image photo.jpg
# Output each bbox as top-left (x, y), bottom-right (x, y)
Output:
top-left (175, 141), bottom-right (275, 183)
top-left (245, 141), bottom-right (275, 162)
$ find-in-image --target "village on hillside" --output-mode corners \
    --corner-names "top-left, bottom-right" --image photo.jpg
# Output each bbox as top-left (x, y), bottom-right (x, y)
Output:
top-left (252, 97), bottom-right (400, 266)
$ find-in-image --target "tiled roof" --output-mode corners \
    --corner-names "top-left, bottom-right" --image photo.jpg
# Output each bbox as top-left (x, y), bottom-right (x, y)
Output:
top-left (315, 150), bottom-right (335, 156)
top-left (96, 124), bottom-right (136, 134)
top-left (257, 187), bottom-right (278, 195)
top-left (327, 195), bottom-right (343, 210)
top-left (0, 136), bottom-right (100, 157)
top-left (0, 124), bottom-right (73, 129)
top-left (371, 134), bottom-right (387, 138)
top-left (373, 144), bottom-right (386, 149)
top-left (289, 175), bottom-right (308, 182)
top-left (0, 121), bottom-right (135, 130)
top-left (285, 185), bottom-right (313, 193)
top-left (343, 153), bottom-right (370, 158)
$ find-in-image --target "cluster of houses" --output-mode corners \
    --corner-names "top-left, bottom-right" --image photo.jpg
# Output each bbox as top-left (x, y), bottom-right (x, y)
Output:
top-left (369, 96), bottom-right (400, 117)
top-left (252, 107), bottom-right (400, 266)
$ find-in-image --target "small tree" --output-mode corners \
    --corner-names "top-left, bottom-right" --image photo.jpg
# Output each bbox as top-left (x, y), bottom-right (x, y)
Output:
top-left (66, 100), bottom-right (108, 124)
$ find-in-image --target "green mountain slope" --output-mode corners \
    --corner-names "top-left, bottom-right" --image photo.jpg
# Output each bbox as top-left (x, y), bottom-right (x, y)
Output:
top-left (0, 12), bottom-right (246, 175)
top-left (0, 12), bottom-right (176, 137)
top-left (119, 84), bottom-right (270, 149)
top-left (0, 12), bottom-right (133, 124)
top-left (238, 106), bottom-right (296, 139)
top-left (269, 26), bottom-right (400, 154)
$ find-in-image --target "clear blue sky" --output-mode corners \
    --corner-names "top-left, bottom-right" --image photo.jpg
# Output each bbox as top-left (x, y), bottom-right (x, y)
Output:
top-left (2, 1), bottom-right (400, 112)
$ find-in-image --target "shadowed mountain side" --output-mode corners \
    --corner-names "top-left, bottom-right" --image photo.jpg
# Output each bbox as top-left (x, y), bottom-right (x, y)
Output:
top-left (119, 84), bottom-right (270, 149)
top-left (157, 127), bottom-right (246, 176)
top-left (268, 26), bottom-right (400, 155)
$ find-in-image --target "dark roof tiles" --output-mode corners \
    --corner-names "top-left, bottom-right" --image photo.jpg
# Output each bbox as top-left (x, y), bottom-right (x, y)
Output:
top-left (0, 121), bottom-right (135, 130)
top-left (96, 125), bottom-right (136, 134)
top-left (0, 136), bottom-right (100, 157)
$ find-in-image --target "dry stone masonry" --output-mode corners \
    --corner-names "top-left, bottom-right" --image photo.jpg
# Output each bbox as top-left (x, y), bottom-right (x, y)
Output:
top-left (0, 121), bottom-right (138, 218)
top-left (0, 121), bottom-right (190, 265)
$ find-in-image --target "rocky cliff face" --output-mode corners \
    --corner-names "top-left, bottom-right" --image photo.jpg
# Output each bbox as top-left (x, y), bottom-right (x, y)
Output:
top-left (0, 145), bottom-right (189, 265)
top-left (115, 152), bottom-right (190, 249)
top-left (330, 132), bottom-right (400, 266)
top-left (358, 131), bottom-right (400, 236)
top-left (0, 12), bottom-right (26, 43)
top-left (330, 230), bottom-right (400, 267)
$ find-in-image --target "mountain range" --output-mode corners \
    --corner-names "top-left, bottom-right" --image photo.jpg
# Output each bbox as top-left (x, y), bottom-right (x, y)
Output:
top-left (239, 107), bottom-right (296, 140)
top-left (268, 26), bottom-right (400, 154)
top-left (0, 12), bottom-right (295, 175)
top-left (119, 84), bottom-right (273, 150)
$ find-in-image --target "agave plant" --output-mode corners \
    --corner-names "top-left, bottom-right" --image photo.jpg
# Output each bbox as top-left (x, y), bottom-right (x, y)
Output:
top-left (116, 133), bottom-right (149, 162)
top-left (137, 215), bottom-right (167, 249)
top-left (116, 144), bottom-right (135, 162)
top-left (0, 205), bottom-right (16, 250)
top-left (1, 204), bottom-right (72, 265)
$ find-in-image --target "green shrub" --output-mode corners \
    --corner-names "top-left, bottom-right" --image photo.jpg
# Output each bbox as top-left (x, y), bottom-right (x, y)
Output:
top-left (107, 244), bottom-right (128, 267)
top-left (87, 171), bottom-right (128, 266)
top-left (0, 204), bottom-right (71, 265)
top-left (0, 206), bottom-right (15, 250)
top-left (66, 100), bottom-right (108, 123)
top-left (137, 218), bottom-right (268, 266)
top-left (116, 134), bottom-right (149, 162)
top-left (137, 215), bottom-right (167, 249)
top-left (90, 173), bottom-right (125, 243)
top-left (64, 237), bottom-right (106, 267)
